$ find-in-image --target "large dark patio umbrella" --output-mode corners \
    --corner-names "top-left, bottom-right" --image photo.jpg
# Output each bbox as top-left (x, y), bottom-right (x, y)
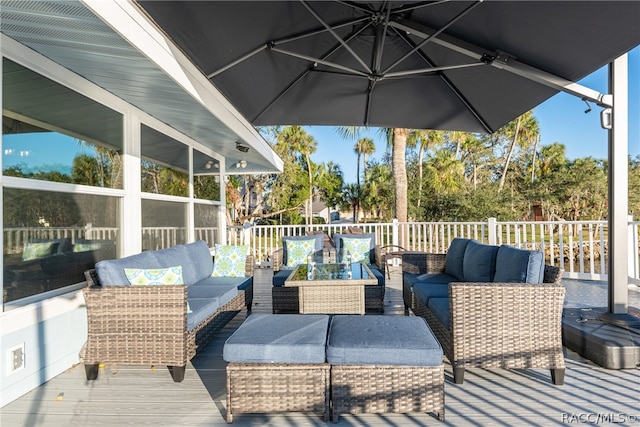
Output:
top-left (138, 1), bottom-right (640, 324)
top-left (139, 1), bottom-right (639, 133)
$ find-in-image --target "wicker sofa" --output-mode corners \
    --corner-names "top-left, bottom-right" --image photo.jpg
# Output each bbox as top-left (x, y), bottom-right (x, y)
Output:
top-left (402, 238), bottom-right (565, 385)
top-left (271, 232), bottom-right (386, 313)
top-left (83, 240), bottom-right (253, 382)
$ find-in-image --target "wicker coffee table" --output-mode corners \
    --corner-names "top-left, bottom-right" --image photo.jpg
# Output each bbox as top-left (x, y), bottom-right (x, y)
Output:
top-left (284, 262), bottom-right (377, 314)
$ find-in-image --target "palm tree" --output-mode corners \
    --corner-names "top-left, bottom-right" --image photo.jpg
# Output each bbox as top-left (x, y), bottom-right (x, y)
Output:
top-left (341, 183), bottom-right (360, 223)
top-left (389, 128), bottom-right (409, 247)
top-left (354, 137), bottom-right (375, 221)
top-left (498, 111), bottom-right (539, 192)
top-left (338, 126), bottom-right (409, 242)
top-left (279, 126), bottom-right (317, 226)
top-left (362, 163), bottom-right (393, 220)
top-left (408, 130), bottom-right (444, 209)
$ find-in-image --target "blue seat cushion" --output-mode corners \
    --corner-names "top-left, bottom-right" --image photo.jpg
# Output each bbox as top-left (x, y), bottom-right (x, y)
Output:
top-left (326, 315), bottom-right (443, 367)
top-left (444, 238), bottom-right (473, 280)
top-left (493, 245), bottom-right (545, 283)
top-left (462, 240), bottom-right (499, 282)
top-left (413, 283), bottom-right (449, 306)
top-left (187, 277), bottom-right (241, 301)
top-left (187, 297), bottom-right (221, 331)
top-left (427, 297), bottom-right (450, 329)
top-left (272, 268), bottom-right (294, 287)
top-left (405, 273), bottom-right (455, 290)
top-left (223, 314), bottom-right (329, 363)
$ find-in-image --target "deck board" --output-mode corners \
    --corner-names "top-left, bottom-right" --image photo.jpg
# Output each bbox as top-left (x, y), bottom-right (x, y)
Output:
top-left (2, 267), bottom-right (639, 426)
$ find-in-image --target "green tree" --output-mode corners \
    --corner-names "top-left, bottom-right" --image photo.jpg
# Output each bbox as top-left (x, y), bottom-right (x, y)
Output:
top-left (279, 126), bottom-right (317, 226)
top-left (354, 137), bottom-right (375, 221)
top-left (498, 111), bottom-right (539, 192)
top-left (362, 162), bottom-right (394, 220)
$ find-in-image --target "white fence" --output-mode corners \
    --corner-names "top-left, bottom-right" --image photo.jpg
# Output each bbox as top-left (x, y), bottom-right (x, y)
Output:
top-left (230, 218), bottom-right (640, 283)
top-left (6, 219), bottom-right (639, 283)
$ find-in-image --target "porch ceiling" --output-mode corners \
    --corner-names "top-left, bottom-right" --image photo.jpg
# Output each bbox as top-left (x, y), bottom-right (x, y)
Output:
top-left (0, 0), bottom-right (283, 175)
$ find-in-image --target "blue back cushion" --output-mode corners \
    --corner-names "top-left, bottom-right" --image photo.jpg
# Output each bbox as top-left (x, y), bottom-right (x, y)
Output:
top-left (444, 238), bottom-right (473, 280)
top-left (493, 245), bottom-right (545, 283)
top-left (462, 240), bottom-right (499, 282)
top-left (95, 250), bottom-right (160, 286)
top-left (95, 240), bottom-right (213, 286)
top-left (334, 233), bottom-right (376, 264)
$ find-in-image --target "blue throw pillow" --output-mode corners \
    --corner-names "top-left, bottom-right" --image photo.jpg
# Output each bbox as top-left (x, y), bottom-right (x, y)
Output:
top-left (444, 238), bottom-right (473, 280)
top-left (493, 245), bottom-right (545, 283)
top-left (462, 240), bottom-right (499, 282)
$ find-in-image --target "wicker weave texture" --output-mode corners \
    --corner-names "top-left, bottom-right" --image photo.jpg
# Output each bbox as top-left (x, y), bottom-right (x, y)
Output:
top-left (83, 284), bottom-right (188, 365)
top-left (83, 260), bottom-right (253, 371)
top-left (299, 285), bottom-right (365, 314)
top-left (226, 363), bottom-right (330, 423)
top-left (401, 252), bottom-right (447, 275)
top-left (330, 365), bottom-right (445, 422)
top-left (450, 282), bottom-right (566, 369)
top-left (272, 286), bottom-right (384, 314)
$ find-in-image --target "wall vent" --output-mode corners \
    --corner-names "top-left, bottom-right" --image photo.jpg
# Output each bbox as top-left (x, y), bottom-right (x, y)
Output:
top-left (7, 343), bottom-right (25, 374)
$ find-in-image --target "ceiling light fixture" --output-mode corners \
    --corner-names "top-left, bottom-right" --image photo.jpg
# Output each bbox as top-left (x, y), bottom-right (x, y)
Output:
top-left (236, 141), bottom-right (250, 153)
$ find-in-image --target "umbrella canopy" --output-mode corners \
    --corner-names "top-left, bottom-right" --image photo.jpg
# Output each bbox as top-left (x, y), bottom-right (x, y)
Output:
top-left (138, 1), bottom-right (640, 133)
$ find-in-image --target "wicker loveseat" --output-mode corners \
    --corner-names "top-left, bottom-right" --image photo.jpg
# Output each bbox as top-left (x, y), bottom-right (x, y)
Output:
top-left (402, 238), bottom-right (565, 385)
top-left (83, 240), bottom-right (253, 382)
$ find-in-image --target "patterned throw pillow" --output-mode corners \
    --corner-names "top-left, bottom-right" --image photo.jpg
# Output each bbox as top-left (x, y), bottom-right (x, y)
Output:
top-left (22, 242), bottom-right (56, 261)
top-left (123, 266), bottom-right (191, 313)
top-left (285, 239), bottom-right (316, 267)
top-left (212, 244), bottom-right (249, 277)
top-left (73, 242), bottom-right (102, 252)
top-left (124, 266), bottom-right (184, 286)
top-left (341, 237), bottom-right (372, 265)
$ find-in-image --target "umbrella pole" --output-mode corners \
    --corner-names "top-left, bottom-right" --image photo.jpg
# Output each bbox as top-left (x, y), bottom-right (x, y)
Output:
top-left (600, 53), bottom-right (640, 327)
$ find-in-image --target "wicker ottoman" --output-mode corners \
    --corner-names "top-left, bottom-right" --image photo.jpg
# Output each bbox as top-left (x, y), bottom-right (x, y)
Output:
top-left (327, 315), bottom-right (445, 422)
top-left (223, 314), bottom-right (330, 423)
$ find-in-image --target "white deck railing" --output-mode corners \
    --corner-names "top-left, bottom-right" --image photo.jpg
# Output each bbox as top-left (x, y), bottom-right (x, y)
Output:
top-left (5, 219), bottom-right (638, 283)
top-left (229, 218), bottom-right (640, 283)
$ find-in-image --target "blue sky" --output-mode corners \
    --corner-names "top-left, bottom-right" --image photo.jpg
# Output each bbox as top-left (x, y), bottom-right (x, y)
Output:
top-left (306, 46), bottom-right (640, 184)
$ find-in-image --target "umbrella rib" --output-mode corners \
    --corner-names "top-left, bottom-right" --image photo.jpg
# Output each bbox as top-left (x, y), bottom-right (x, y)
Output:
top-left (300, 0), bottom-right (372, 74)
top-left (208, 15), bottom-right (369, 78)
top-left (382, 0), bottom-right (483, 75)
top-left (273, 16), bottom-right (370, 46)
top-left (384, 62), bottom-right (485, 78)
top-left (393, 27), bottom-right (493, 133)
top-left (270, 47), bottom-right (369, 78)
top-left (254, 23), bottom-right (371, 123)
top-left (394, 0), bottom-right (452, 14)
top-left (373, 3), bottom-right (392, 73)
top-left (364, 80), bottom-right (377, 127)
top-left (207, 44), bottom-right (267, 79)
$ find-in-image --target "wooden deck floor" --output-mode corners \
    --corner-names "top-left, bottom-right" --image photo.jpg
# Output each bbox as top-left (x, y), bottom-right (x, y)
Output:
top-left (2, 268), bottom-right (639, 426)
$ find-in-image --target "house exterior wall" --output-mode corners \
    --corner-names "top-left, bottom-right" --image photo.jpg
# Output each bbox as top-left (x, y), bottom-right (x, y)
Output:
top-left (0, 35), bottom-right (225, 406)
